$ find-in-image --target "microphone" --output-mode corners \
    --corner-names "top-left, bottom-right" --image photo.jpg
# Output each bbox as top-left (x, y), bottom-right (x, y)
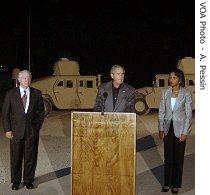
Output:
top-left (101, 92), bottom-right (108, 115)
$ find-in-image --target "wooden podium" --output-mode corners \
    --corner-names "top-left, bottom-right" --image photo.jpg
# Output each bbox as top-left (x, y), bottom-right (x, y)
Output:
top-left (71, 112), bottom-right (136, 195)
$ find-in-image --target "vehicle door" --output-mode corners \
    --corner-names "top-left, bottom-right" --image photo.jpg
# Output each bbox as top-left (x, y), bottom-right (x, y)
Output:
top-left (154, 77), bottom-right (169, 107)
top-left (53, 78), bottom-right (79, 109)
top-left (77, 78), bottom-right (98, 109)
top-left (185, 76), bottom-right (195, 109)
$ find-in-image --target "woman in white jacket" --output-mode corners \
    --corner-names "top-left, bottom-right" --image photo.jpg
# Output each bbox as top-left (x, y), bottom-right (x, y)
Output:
top-left (158, 68), bottom-right (193, 194)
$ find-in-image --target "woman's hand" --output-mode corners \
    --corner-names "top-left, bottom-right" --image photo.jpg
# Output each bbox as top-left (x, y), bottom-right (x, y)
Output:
top-left (159, 131), bottom-right (164, 141)
top-left (180, 134), bottom-right (187, 142)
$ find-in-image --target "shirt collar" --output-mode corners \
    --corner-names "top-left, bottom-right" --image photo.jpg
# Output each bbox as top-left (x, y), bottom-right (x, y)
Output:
top-left (112, 82), bottom-right (122, 90)
top-left (19, 86), bottom-right (30, 93)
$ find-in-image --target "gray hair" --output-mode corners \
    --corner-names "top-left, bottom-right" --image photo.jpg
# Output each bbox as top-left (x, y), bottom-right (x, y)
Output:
top-left (18, 70), bottom-right (32, 81)
top-left (110, 65), bottom-right (125, 74)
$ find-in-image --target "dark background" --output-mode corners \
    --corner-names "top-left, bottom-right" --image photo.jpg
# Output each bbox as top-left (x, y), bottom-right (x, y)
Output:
top-left (0, 0), bottom-right (195, 88)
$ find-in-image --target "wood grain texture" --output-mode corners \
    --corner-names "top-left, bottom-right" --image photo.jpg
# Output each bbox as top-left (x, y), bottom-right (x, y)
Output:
top-left (71, 112), bottom-right (136, 195)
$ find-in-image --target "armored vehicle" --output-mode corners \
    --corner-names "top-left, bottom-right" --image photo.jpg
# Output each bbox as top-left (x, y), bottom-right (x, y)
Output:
top-left (134, 57), bottom-right (195, 114)
top-left (30, 58), bottom-right (101, 116)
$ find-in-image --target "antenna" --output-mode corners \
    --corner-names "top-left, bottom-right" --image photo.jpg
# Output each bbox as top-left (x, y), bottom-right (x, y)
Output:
top-left (28, 12), bottom-right (31, 72)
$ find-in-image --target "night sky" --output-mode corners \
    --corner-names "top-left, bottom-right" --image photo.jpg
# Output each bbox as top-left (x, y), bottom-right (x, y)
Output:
top-left (0, 0), bottom-right (195, 88)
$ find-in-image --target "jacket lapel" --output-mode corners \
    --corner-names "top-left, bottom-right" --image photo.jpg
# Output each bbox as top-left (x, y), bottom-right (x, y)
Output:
top-left (114, 83), bottom-right (126, 111)
top-left (173, 87), bottom-right (183, 111)
top-left (27, 87), bottom-right (34, 114)
top-left (166, 88), bottom-right (173, 112)
top-left (15, 87), bottom-right (25, 113)
top-left (105, 82), bottom-right (114, 111)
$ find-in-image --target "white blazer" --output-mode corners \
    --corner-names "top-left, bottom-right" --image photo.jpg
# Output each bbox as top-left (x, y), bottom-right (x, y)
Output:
top-left (158, 87), bottom-right (193, 138)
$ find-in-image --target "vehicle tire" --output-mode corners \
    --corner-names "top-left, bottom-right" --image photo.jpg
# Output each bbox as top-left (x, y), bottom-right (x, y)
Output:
top-left (43, 98), bottom-right (52, 117)
top-left (135, 98), bottom-right (150, 115)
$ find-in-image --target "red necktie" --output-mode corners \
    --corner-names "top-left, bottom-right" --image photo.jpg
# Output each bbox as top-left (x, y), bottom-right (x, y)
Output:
top-left (22, 90), bottom-right (27, 109)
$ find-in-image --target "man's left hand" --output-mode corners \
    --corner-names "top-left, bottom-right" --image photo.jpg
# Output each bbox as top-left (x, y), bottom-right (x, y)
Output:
top-left (5, 131), bottom-right (13, 139)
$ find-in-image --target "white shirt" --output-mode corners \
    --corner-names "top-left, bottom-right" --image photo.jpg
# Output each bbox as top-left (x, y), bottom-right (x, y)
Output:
top-left (171, 97), bottom-right (176, 110)
top-left (19, 86), bottom-right (30, 113)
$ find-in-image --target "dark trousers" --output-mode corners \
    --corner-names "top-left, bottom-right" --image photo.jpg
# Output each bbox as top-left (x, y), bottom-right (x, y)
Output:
top-left (10, 129), bottom-right (39, 184)
top-left (164, 122), bottom-right (186, 188)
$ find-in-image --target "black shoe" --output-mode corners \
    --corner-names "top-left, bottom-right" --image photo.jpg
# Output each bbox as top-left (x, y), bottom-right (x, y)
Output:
top-left (161, 186), bottom-right (170, 192)
top-left (12, 183), bottom-right (20, 190)
top-left (171, 188), bottom-right (179, 194)
top-left (25, 182), bottom-right (34, 189)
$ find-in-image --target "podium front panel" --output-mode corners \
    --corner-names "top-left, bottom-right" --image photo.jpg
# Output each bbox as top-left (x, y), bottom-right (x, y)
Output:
top-left (71, 112), bottom-right (136, 195)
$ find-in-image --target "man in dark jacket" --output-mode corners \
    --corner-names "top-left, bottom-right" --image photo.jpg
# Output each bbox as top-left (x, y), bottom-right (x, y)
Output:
top-left (2, 70), bottom-right (45, 190)
top-left (94, 65), bottom-right (135, 113)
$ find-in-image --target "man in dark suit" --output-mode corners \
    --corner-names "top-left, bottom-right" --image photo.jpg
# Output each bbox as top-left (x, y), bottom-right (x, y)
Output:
top-left (94, 65), bottom-right (135, 113)
top-left (2, 70), bottom-right (45, 190)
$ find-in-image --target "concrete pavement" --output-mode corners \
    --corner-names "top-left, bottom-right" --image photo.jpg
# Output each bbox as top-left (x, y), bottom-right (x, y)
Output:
top-left (0, 110), bottom-right (195, 194)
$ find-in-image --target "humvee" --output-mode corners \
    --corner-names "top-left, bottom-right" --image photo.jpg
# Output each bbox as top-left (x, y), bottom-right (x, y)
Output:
top-left (30, 58), bottom-right (101, 116)
top-left (134, 57), bottom-right (195, 114)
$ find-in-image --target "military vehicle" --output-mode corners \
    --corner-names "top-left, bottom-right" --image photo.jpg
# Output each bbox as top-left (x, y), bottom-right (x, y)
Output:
top-left (134, 57), bottom-right (195, 114)
top-left (30, 58), bottom-right (101, 116)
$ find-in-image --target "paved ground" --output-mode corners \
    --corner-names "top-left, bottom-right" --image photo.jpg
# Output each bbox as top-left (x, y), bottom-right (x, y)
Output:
top-left (0, 110), bottom-right (195, 195)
